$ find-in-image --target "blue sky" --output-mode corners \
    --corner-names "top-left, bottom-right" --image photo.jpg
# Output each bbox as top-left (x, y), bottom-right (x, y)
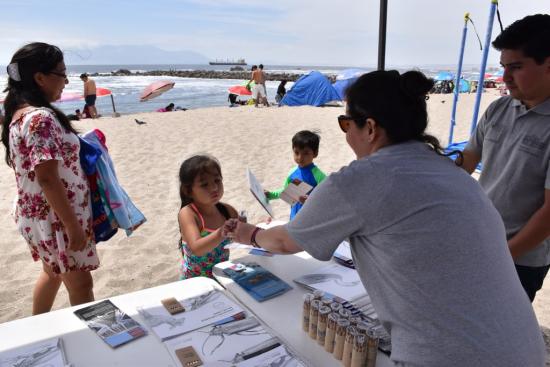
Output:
top-left (1, 0), bottom-right (548, 67)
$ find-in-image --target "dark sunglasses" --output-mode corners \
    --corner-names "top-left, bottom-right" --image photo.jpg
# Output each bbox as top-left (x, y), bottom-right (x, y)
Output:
top-left (47, 70), bottom-right (68, 79)
top-left (338, 114), bottom-right (366, 133)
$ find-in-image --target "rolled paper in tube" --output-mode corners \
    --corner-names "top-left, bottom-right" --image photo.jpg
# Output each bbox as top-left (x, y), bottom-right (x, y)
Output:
top-left (324, 313), bottom-right (339, 353)
top-left (312, 290), bottom-right (324, 300)
top-left (351, 334), bottom-right (367, 367)
top-left (317, 306), bottom-right (331, 346)
top-left (366, 330), bottom-right (379, 367)
top-left (330, 302), bottom-right (343, 313)
top-left (356, 321), bottom-right (370, 336)
top-left (348, 316), bottom-right (362, 327)
top-left (302, 293), bottom-right (313, 333)
top-left (321, 297), bottom-right (332, 307)
top-left (333, 318), bottom-right (350, 360)
top-left (309, 299), bottom-right (321, 339)
top-left (342, 325), bottom-right (358, 367)
top-left (338, 308), bottom-right (351, 320)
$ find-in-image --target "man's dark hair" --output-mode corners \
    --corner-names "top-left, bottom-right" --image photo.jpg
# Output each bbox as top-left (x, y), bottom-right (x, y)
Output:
top-left (292, 130), bottom-right (320, 154)
top-left (251, 65), bottom-right (257, 70)
top-left (80, 73), bottom-right (88, 79)
top-left (259, 64), bottom-right (264, 69)
top-left (492, 14), bottom-right (550, 64)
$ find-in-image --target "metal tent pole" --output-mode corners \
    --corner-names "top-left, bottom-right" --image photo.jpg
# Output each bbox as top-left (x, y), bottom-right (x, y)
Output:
top-left (378, 0), bottom-right (388, 71)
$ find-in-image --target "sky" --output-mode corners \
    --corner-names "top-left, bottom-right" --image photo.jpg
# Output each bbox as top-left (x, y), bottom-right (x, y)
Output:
top-left (1, 0), bottom-right (548, 67)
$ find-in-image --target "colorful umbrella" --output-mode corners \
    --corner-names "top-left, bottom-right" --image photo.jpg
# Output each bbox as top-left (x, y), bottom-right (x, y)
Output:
top-left (228, 85), bottom-right (252, 96)
top-left (140, 80), bottom-right (175, 102)
top-left (57, 87), bottom-right (112, 102)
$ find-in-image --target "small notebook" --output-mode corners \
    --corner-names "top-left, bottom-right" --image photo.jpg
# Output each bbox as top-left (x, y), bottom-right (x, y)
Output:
top-left (223, 262), bottom-right (292, 302)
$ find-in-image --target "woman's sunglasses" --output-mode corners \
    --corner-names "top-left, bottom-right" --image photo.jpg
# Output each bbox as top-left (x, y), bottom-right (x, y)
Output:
top-left (47, 70), bottom-right (68, 79)
top-left (338, 115), bottom-right (366, 133)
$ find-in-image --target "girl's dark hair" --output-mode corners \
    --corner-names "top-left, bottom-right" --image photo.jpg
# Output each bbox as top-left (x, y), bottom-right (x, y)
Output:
top-left (346, 69), bottom-right (459, 159)
top-left (178, 155), bottom-right (222, 208)
top-left (2, 42), bottom-right (76, 166)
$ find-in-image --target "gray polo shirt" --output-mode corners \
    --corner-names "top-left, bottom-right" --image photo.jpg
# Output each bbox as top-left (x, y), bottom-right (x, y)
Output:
top-left (467, 96), bottom-right (550, 267)
top-left (286, 142), bottom-right (544, 367)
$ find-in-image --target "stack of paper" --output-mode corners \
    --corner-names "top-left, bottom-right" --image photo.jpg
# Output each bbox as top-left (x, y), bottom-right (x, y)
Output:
top-left (137, 290), bottom-right (244, 341)
top-left (164, 316), bottom-right (304, 367)
top-left (0, 337), bottom-right (70, 367)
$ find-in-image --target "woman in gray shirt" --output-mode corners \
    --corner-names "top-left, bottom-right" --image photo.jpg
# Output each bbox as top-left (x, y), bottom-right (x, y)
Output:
top-left (224, 70), bottom-right (545, 367)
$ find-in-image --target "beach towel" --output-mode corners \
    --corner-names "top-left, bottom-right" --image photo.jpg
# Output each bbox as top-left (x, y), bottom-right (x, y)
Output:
top-left (79, 137), bottom-right (118, 243)
top-left (81, 129), bottom-right (147, 236)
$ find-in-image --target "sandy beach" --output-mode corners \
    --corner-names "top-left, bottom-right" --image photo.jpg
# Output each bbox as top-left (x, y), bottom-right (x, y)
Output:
top-left (1, 92), bottom-right (549, 353)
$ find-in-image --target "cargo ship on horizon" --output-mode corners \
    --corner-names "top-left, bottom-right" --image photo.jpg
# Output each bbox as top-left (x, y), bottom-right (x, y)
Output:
top-left (209, 58), bottom-right (247, 66)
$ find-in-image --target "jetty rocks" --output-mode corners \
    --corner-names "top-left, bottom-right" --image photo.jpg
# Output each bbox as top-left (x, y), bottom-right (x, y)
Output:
top-left (94, 69), bottom-right (335, 82)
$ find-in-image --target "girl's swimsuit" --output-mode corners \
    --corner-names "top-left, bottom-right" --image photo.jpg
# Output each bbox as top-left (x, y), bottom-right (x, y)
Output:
top-left (179, 203), bottom-right (231, 279)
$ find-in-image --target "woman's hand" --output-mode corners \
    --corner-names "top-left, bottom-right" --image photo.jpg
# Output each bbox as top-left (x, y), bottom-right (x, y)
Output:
top-left (223, 219), bottom-right (256, 244)
top-left (66, 223), bottom-right (88, 252)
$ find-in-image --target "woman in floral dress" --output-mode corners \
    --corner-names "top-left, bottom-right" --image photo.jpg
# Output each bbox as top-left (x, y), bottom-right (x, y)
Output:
top-left (1, 43), bottom-right (99, 314)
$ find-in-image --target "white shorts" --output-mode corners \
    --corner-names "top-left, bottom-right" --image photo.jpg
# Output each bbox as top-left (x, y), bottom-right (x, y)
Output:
top-left (252, 84), bottom-right (266, 99)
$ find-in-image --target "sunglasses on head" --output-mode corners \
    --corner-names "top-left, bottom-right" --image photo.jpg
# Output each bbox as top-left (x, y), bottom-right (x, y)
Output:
top-left (337, 115), bottom-right (366, 133)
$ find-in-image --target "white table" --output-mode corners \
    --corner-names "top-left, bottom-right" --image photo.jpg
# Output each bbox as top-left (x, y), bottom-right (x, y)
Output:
top-left (213, 252), bottom-right (394, 367)
top-left (0, 277), bottom-right (222, 367)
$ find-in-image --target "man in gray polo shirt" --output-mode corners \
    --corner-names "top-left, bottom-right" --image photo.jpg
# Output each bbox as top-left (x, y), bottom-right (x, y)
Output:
top-left (460, 14), bottom-right (550, 301)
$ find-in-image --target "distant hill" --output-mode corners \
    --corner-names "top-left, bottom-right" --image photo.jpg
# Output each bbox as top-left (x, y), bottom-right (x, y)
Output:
top-left (64, 45), bottom-right (209, 65)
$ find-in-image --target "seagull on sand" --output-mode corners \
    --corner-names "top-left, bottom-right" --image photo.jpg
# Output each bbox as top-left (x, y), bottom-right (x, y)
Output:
top-left (135, 118), bottom-right (147, 125)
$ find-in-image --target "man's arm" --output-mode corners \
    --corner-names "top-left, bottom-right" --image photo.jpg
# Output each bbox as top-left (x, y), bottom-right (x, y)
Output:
top-left (227, 221), bottom-right (303, 254)
top-left (509, 189), bottom-right (550, 259)
top-left (83, 81), bottom-right (88, 96)
top-left (456, 149), bottom-right (481, 174)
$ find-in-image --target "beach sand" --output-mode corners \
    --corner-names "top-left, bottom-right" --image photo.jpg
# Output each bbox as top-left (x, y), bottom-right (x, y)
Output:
top-left (1, 92), bottom-right (549, 360)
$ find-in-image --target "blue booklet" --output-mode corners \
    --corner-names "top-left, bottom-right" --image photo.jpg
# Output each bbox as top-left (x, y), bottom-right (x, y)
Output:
top-left (74, 300), bottom-right (147, 348)
top-left (223, 262), bottom-right (292, 302)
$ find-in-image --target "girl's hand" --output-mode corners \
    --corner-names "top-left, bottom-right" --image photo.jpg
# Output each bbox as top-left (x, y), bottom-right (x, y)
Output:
top-left (67, 223), bottom-right (88, 252)
top-left (223, 219), bottom-right (256, 244)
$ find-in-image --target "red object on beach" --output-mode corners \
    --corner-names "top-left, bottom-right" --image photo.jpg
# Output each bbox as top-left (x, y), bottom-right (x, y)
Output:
top-left (228, 85), bottom-right (252, 96)
top-left (140, 80), bottom-right (175, 102)
top-left (57, 88), bottom-right (112, 102)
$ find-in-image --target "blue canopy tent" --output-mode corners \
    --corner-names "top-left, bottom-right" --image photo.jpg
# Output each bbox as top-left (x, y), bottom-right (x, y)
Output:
top-left (333, 69), bottom-right (365, 100)
top-left (280, 71), bottom-right (341, 106)
top-left (435, 71), bottom-right (455, 81)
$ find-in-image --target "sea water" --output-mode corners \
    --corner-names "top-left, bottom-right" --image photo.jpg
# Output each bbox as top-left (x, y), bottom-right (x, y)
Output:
top-left (0, 64), bottom-right (485, 116)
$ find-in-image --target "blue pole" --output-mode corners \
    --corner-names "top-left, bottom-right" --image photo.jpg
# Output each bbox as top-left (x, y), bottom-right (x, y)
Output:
top-left (470, 0), bottom-right (498, 135)
top-left (449, 13), bottom-right (470, 146)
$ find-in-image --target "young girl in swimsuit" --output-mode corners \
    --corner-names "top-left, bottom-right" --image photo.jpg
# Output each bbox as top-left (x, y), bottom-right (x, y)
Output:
top-left (178, 155), bottom-right (239, 279)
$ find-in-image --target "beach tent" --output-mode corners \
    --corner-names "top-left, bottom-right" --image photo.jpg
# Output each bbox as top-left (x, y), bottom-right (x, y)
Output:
top-left (280, 71), bottom-right (340, 107)
top-left (434, 71), bottom-right (455, 81)
top-left (333, 69), bottom-right (366, 100)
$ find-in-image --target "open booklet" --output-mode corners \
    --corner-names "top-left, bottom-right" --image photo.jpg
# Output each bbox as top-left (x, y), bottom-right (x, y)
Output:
top-left (137, 289), bottom-right (244, 341)
top-left (280, 178), bottom-right (313, 205)
top-left (0, 337), bottom-right (70, 367)
top-left (246, 168), bottom-right (274, 217)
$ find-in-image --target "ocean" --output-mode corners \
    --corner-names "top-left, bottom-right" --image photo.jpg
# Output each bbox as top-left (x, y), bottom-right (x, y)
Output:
top-left (0, 63), bottom-right (488, 116)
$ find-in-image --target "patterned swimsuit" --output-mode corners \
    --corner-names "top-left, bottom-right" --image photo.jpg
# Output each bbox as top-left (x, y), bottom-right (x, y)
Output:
top-left (179, 203), bottom-right (231, 279)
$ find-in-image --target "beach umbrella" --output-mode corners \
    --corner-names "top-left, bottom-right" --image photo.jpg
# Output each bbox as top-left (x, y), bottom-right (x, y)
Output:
top-left (228, 85), bottom-right (252, 96)
top-left (140, 80), bottom-right (175, 102)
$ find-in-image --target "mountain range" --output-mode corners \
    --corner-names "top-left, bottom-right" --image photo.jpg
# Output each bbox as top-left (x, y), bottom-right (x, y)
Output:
top-left (63, 45), bottom-right (209, 65)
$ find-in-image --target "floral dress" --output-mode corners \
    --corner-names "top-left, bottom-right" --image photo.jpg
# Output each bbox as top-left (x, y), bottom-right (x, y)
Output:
top-left (9, 108), bottom-right (99, 274)
top-left (179, 203), bottom-right (230, 279)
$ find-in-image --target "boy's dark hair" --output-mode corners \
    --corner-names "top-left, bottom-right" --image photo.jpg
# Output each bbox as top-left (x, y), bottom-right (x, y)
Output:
top-left (492, 14), bottom-right (550, 64)
top-left (292, 130), bottom-right (320, 154)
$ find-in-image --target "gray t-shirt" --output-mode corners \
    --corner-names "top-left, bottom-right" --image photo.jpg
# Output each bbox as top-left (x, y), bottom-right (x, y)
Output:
top-left (467, 96), bottom-right (550, 266)
top-left (286, 142), bottom-right (544, 367)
